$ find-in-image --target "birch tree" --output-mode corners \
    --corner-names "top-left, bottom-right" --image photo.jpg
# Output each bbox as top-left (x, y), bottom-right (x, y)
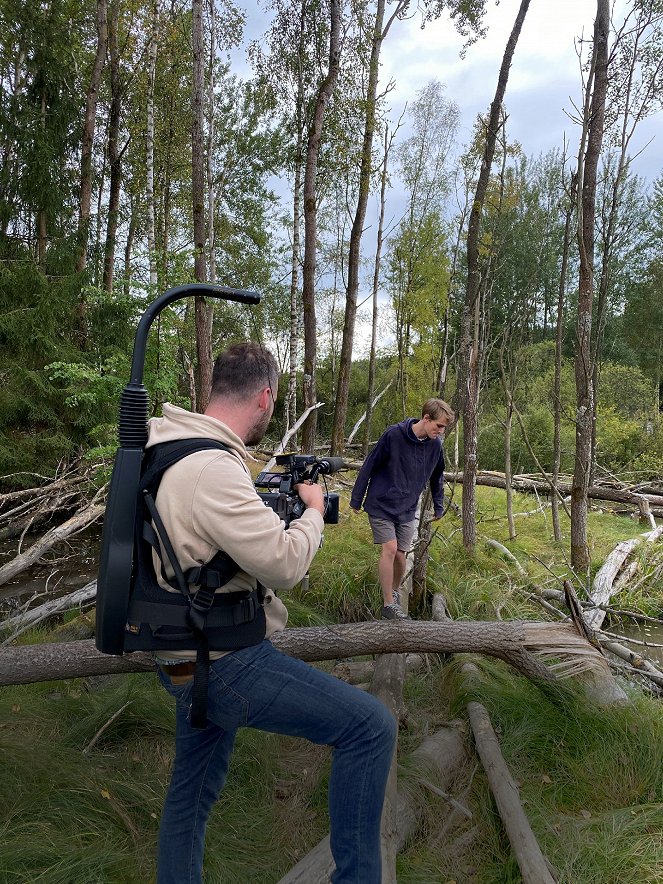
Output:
top-left (300, 0), bottom-right (342, 452)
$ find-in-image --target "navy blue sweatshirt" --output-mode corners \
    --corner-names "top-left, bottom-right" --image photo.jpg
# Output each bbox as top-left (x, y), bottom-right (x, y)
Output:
top-left (350, 419), bottom-right (445, 523)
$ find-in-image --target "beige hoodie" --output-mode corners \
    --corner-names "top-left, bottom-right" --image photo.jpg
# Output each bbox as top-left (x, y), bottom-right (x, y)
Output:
top-left (146, 403), bottom-right (324, 657)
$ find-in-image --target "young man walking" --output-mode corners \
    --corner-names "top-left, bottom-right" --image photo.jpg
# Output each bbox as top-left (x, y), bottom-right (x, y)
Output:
top-left (350, 399), bottom-right (454, 619)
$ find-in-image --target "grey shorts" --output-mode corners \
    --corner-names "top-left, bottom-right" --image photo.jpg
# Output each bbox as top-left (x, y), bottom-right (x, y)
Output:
top-left (368, 516), bottom-right (416, 552)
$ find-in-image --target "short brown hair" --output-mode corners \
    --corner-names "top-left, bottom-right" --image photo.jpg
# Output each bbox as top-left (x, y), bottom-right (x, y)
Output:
top-left (211, 343), bottom-right (279, 401)
top-left (421, 398), bottom-right (454, 422)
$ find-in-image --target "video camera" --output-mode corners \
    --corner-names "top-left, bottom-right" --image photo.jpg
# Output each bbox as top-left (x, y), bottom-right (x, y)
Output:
top-left (255, 453), bottom-right (345, 527)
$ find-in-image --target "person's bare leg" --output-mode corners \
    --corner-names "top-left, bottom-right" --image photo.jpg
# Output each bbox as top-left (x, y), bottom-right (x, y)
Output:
top-left (377, 540), bottom-right (397, 605)
top-left (392, 549), bottom-right (406, 594)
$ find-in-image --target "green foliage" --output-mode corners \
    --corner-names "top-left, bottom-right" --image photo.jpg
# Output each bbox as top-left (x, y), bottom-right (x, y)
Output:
top-left (597, 362), bottom-right (658, 418)
top-left (0, 267), bottom-right (138, 478)
top-left (627, 421), bottom-right (663, 483)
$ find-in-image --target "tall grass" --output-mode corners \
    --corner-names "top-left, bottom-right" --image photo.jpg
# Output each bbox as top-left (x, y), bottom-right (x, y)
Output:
top-left (1, 485), bottom-right (661, 882)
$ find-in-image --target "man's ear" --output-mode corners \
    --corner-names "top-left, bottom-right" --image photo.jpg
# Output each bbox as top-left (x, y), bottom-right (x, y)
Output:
top-left (258, 386), bottom-right (272, 410)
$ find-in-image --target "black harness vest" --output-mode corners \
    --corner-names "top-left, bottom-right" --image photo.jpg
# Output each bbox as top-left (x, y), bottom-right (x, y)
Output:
top-left (124, 438), bottom-right (267, 726)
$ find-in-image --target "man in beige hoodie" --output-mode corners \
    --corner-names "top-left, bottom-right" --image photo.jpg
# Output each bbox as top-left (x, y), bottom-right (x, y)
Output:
top-left (153, 343), bottom-right (396, 884)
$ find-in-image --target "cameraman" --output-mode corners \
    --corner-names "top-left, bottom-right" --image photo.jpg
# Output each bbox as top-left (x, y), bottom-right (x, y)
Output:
top-left (149, 342), bottom-right (396, 884)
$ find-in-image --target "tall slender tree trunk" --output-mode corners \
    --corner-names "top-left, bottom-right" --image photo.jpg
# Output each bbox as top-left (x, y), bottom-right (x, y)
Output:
top-left (499, 338), bottom-right (516, 540)
top-left (439, 170), bottom-right (471, 398)
top-left (146, 0), bottom-right (158, 289)
top-left (37, 88), bottom-right (48, 266)
top-left (285, 0), bottom-right (307, 435)
top-left (330, 0), bottom-right (403, 455)
top-left (192, 0), bottom-right (213, 411)
top-left (300, 0), bottom-right (341, 452)
top-left (93, 134), bottom-right (107, 286)
top-left (452, 0), bottom-right (531, 553)
top-left (123, 199), bottom-right (136, 297)
top-left (77, 0), bottom-right (108, 275)
top-left (102, 0), bottom-right (121, 293)
top-left (572, 0), bottom-right (610, 572)
top-left (206, 0), bottom-right (216, 284)
top-left (364, 126), bottom-right (391, 457)
top-left (552, 177), bottom-right (575, 542)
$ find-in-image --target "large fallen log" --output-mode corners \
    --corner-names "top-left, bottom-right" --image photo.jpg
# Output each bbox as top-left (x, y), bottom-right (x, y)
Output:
top-left (445, 471), bottom-right (663, 510)
top-left (1, 580), bottom-right (97, 637)
top-left (372, 653), bottom-right (407, 883)
top-left (344, 465), bottom-right (663, 514)
top-left (463, 662), bottom-right (557, 883)
top-left (0, 621), bottom-right (608, 687)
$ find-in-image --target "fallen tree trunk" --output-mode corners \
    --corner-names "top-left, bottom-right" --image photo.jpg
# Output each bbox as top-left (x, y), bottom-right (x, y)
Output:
top-left (0, 502), bottom-right (105, 590)
top-left (277, 722), bottom-right (468, 884)
top-left (466, 687), bottom-right (557, 883)
top-left (344, 465), bottom-right (663, 513)
top-left (1, 580), bottom-right (97, 638)
top-left (372, 653), bottom-right (407, 883)
top-left (584, 525), bottom-right (663, 631)
top-left (0, 620), bottom-right (608, 687)
top-left (446, 472), bottom-right (663, 510)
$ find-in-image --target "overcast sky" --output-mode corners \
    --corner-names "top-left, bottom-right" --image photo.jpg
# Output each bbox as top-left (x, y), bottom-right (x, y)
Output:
top-left (379, 0), bottom-right (662, 184)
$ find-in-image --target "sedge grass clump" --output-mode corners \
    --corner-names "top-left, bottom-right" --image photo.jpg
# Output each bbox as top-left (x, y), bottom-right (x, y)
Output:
top-left (438, 658), bottom-right (663, 884)
top-left (0, 670), bottom-right (331, 883)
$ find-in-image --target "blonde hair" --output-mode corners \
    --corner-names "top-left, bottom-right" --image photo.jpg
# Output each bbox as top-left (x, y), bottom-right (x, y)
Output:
top-left (421, 398), bottom-right (454, 422)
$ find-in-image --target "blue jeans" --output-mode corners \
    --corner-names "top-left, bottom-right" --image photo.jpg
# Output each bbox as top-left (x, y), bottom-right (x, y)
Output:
top-left (156, 640), bottom-right (397, 884)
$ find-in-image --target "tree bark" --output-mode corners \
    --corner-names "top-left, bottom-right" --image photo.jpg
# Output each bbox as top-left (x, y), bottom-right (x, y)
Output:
top-left (300, 0), bottom-right (341, 452)
top-left (284, 0), bottom-right (307, 435)
top-left (146, 0), bottom-right (158, 289)
top-left (102, 0), bottom-right (121, 294)
top-left (0, 502), bottom-right (105, 588)
top-left (363, 127), bottom-right (392, 457)
top-left (0, 620), bottom-right (609, 687)
top-left (584, 525), bottom-right (663, 631)
top-left (330, 0), bottom-right (403, 455)
top-left (552, 176), bottom-right (575, 542)
top-left (77, 0), bottom-right (108, 274)
top-left (277, 723), bottom-right (467, 884)
top-left (465, 671), bottom-right (557, 883)
top-left (192, 0), bottom-right (213, 410)
top-left (572, 0), bottom-right (610, 571)
top-left (452, 0), bottom-right (531, 553)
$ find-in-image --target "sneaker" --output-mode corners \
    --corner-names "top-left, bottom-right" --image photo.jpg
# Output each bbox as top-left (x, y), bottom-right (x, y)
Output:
top-left (392, 589), bottom-right (400, 606)
top-left (381, 602), bottom-right (410, 620)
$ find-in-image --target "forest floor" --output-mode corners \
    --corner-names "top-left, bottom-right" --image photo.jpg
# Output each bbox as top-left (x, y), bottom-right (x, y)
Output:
top-left (1, 485), bottom-right (663, 883)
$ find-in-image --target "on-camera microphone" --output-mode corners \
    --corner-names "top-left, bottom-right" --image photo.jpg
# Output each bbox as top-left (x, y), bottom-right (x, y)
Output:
top-left (315, 456), bottom-right (346, 475)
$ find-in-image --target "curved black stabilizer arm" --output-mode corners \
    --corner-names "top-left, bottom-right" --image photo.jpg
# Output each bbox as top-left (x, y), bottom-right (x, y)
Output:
top-left (118, 284), bottom-right (260, 448)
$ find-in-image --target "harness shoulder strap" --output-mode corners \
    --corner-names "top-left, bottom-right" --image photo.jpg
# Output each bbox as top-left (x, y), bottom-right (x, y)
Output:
top-left (138, 437), bottom-right (243, 730)
top-left (140, 438), bottom-right (231, 495)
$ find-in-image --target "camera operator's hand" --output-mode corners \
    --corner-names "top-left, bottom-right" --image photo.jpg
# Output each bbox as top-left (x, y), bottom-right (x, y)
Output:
top-left (295, 480), bottom-right (325, 516)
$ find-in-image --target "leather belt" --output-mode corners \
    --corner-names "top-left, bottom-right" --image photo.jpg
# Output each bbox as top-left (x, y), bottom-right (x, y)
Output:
top-left (160, 660), bottom-right (196, 677)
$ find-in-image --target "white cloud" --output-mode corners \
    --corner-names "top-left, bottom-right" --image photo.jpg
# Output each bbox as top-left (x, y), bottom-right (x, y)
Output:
top-left (380, 0), bottom-right (661, 180)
